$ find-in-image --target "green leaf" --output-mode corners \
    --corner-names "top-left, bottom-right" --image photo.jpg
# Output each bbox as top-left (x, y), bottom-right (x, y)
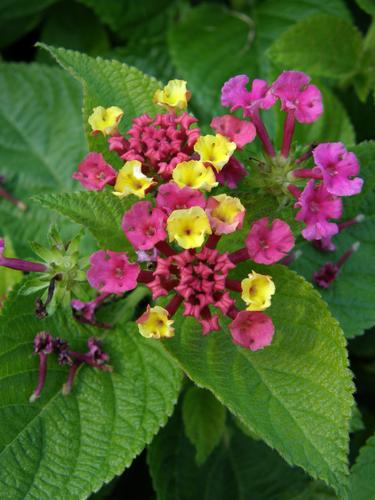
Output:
top-left (0, 237), bottom-right (23, 303)
top-left (182, 386), bottom-right (226, 464)
top-left (168, 4), bottom-right (257, 121)
top-left (148, 406), bottom-right (335, 500)
top-left (79, 0), bottom-right (174, 38)
top-left (0, 0), bottom-right (57, 47)
top-left (350, 435), bottom-right (375, 499)
top-left (291, 216), bottom-right (375, 338)
top-left (355, 0), bottom-right (375, 15)
top-left (350, 405), bottom-right (365, 434)
top-left (0, 63), bottom-right (87, 257)
top-left (0, 287), bottom-right (181, 498)
top-left (36, 1), bottom-right (110, 64)
top-left (268, 15), bottom-right (363, 79)
top-left (34, 191), bottom-right (134, 252)
top-left (161, 265), bottom-right (354, 495)
top-left (38, 44), bottom-right (161, 165)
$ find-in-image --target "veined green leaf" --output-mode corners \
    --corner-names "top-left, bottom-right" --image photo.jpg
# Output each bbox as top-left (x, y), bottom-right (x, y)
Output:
top-left (350, 434), bottom-right (375, 499)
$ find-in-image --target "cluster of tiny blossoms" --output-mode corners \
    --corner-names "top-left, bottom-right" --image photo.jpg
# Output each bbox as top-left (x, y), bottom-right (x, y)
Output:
top-left (70, 72), bottom-right (363, 349)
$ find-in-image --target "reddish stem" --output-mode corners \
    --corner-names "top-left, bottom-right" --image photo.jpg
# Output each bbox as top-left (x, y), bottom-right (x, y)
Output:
top-left (205, 234), bottom-right (221, 249)
top-left (225, 278), bottom-right (242, 292)
top-left (30, 353), bottom-right (48, 402)
top-left (251, 110), bottom-right (275, 157)
top-left (0, 256), bottom-right (47, 273)
top-left (281, 112), bottom-right (296, 158)
top-left (0, 186), bottom-right (27, 211)
top-left (62, 362), bottom-right (81, 395)
top-left (337, 243), bottom-right (359, 269)
top-left (155, 241), bottom-right (176, 257)
top-left (295, 144), bottom-right (316, 164)
top-left (293, 168), bottom-right (322, 180)
top-left (165, 293), bottom-right (183, 317)
top-left (226, 305), bottom-right (239, 320)
top-left (138, 270), bottom-right (154, 283)
top-left (287, 184), bottom-right (301, 199)
top-left (229, 247), bottom-right (249, 264)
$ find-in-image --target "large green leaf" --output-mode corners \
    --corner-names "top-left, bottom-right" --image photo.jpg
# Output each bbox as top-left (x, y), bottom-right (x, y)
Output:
top-left (350, 435), bottom-right (375, 499)
top-left (168, 4), bottom-right (257, 121)
top-left (148, 406), bottom-right (335, 500)
top-left (0, 287), bottom-right (181, 498)
top-left (182, 386), bottom-right (226, 465)
top-left (39, 44), bottom-right (161, 164)
top-left (161, 265), bottom-right (353, 495)
top-left (0, 63), bottom-right (87, 257)
top-left (35, 191), bottom-right (134, 252)
top-left (291, 216), bottom-right (375, 339)
top-left (268, 15), bottom-right (363, 79)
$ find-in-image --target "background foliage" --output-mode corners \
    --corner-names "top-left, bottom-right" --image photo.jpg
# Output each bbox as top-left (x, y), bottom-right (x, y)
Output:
top-left (0, 0), bottom-right (374, 498)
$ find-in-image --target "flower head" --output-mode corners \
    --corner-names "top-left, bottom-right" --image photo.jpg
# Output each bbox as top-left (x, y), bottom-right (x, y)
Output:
top-left (87, 250), bottom-right (140, 295)
top-left (313, 142), bottom-right (363, 196)
top-left (215, 157), bottom-right (247, 189)
top-left (34, 331), bottom-right (54, 354)
top-left (118, 112), bottom-right (199, 179)
top-left (206, 194), bottom-right (245, 235)
top-left (241, 271), bottom-right (275, 311)
top-left (271, 71), bottom-right (323, 123)
top-left (156, 182), bottom-right (206, 215)
top-left (221, 76), bottom-right (276, 115)
top-left (229, 311), bottom-right (275, 351)
top-left (172, 160), bottom-right (218, 191)
top-left (313, 262), bottom-right (339, 289)
top-left (167, 206), bottom-right (212, 249)
top-left (295, 180), bottom-right (342, 240)
top-left (122, 201), bottom-right (167, 250)
top-left (153, 79), bottom-right (190, 110)
top-left (137, 305), bottom-right (174, 338)
top-left (72, 152), bottom-right (117, 191)
top-left (210, 115), bottom-right (256, 149)
top-left (194, 134), bottom-right (236, 171)
top-left (88, 106), bottom-right (123, 136)
top-left (113, 160), bottom-right (154, 198)
top-left (246, 218), bottom-right (295, 264)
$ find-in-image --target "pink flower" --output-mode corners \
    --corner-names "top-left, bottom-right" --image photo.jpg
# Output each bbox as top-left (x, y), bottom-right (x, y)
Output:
top-left (205, 194), bottom-right (245, 235)
top-left (229, 311), bottom-right (275, 351)
top-left (72, 152), bottom-right (117, 191)
top-left (122, 201), bottom-right (167, 250)
top-left (156, 182), bottom-right (206, 214)
top-left (313, 262), bottom-right (339, 288)
top-left (108, 135), bottom-right (129, 156)
top-left (87, 250), bottom-right (140, 295)
top-left (313, 142), bottom-right (363, 196)
top-left (215, 157), bottom-right (247, 189)
top-left (295, 180), bottom-right (342, 241)
top-left (210, 115), bottom-right (256, 149)
top-left (117, 112), bottom-right (200, 179)
top-left (271, 71), bottom-right (323, 123)
top-left (246, 218), bottom-right (295, 264)
top-left (221, 76), bottom-right (276, 115)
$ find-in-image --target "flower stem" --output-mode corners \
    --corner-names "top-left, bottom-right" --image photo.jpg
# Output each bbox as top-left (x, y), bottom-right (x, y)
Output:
top-left (281, 112), bottom-right (296, 158)
top-left (155, 241), bottom-right (176, 257)
top-left (30, 353), bottom-right (48, 403)
top-left (205, 234), bottom-right (221, 249)
top-left (225, 278), bottom-right (242, 292)
top-left (228, 247), bottom-right (249, 264)
top-left (251, 110), bottom-right (275, 157)
top-left (165, 293), bottom-right (183, 317)
top-left (0, 256), bottom-right (47, 273)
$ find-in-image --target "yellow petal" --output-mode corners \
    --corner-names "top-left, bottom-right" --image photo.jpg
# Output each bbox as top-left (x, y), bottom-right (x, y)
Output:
top-left (88, 106), bottom-right (123, 136)
top-left (241, 271), bottom-right (275, 311)
top-left (194, 134), bottom-right (236, 171)
top-left (153, 79), bottom-right (189, 109)
top-left (137, 305), bottom-right (174, 339)
top-left (172, 160), bottom-right (218, 191)
top-left (167, 206), bottom-right (212, 249)
top-left (113, 160), bottom-right (154, 198)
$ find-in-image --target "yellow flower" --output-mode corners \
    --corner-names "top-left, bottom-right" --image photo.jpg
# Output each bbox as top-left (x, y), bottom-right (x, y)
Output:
top-left (113, 160), bottom-right (154, 198)
top-left (172, 160), bottom-right (218, 192)
top-left (194, 134), bottom-right (236, 171)
top-left (153, 79), bottom-right (190, 110)
top-left (241, 271), bottom-right (275, 311)
top-left (206, 194), bottom-right (245, 235)
top-left (88, 106), bottom-right (123, 136)
top-left (167, 206), bottom-right (212, 249)
top-left (137, 305), bottom-right (174, 339)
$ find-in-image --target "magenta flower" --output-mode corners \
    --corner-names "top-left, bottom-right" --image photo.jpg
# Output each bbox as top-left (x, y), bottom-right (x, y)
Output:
top-left (122, 201), bottom-right (167, 250)
top-left (87, 250), bottom-right (140, 294)
top-left (71, 293), bottom-right (110, 327)
top-left (313, 142), bottom-right (363, 196)
top-left (156, 182), bottom-right (206, 214)
top-left (246, 218), bottom-right (295, 264)
top-left (271, 71), bottom-right (323, 124)
top-left (108, 135), bottom-right (129, 155)
top-left (72, 152), bottom-right (117, 191)
top-left (210, 115), bottom-right (256, 149)
top-left (215, 157), bottom-right (247, 189)
top-left (229, 311), bottom-right (275, 351)
top-left (295, 180), bottom-right (342, 241)
top-left (221, 76), bottom-right (276, 115)
top-left (116, 112), bottom-right (200, 179)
